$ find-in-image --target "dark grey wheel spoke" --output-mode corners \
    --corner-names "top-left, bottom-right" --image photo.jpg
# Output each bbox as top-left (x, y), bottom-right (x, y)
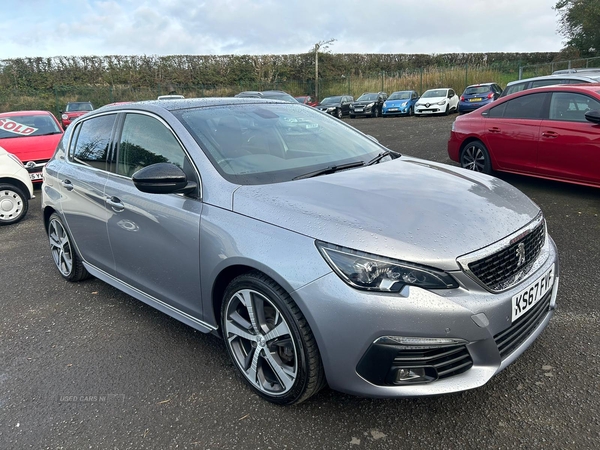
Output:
top-left (463, 146), bottom-right (486, 172)
top-left (225, 288), bottom-right (298, 396)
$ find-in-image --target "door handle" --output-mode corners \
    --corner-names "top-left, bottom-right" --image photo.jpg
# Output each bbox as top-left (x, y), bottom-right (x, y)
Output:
top-left (61, 179), bottom-right (74, 191)
top-left (106, 196), bottom-right (125, 212)
top-left (488, 127), bottom-right (501, 133)
top-left (541, 131), bottom-right (558, 138)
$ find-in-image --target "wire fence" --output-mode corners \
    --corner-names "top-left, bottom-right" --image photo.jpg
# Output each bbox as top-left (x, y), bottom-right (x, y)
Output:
top-left (518, 56), bottom-right (600, 79)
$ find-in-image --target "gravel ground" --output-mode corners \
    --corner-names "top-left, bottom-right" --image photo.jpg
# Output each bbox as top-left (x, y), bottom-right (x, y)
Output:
top-left (0, 113), bottom-right (598, 449)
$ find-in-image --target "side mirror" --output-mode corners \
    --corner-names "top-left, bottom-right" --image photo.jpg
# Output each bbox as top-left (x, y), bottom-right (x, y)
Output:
top-left (366, 135), bottom-right (379, 143)
top-left (585, 110), bottom-right (600, 124)
top-left (132, 163), bottom-right (197, 195)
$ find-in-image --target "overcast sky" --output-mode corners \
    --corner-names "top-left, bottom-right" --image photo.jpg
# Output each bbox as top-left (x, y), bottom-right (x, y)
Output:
top-left (1, 0), bottom-right (564, 59)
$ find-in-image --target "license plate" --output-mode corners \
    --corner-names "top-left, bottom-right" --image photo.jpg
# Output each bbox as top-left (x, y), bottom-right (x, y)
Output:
top-left (355, 108), bottom-right (363, 112)
top-left (388, 108), bottom-right (398, 111)
top-left (512, 265), bottom-right (555, 322)
top-left (29, 172), bottom-right (43, 181)
top-left (469, 98), bottom-right (482, 102)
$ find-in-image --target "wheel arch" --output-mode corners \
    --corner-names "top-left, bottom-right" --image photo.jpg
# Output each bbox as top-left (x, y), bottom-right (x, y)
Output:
top-left (210, 261), bottom-right (300, 337)
top-left (0, 178), bottom-right (31, 200)
top-left (43, 206), bottom-right (58, 233)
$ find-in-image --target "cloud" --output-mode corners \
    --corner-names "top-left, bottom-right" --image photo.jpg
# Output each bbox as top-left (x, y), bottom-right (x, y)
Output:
top-left (1, 0), bottom-right (563, 58)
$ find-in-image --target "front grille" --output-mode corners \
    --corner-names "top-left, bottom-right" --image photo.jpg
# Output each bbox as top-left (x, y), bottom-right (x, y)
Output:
top-left (393, 345), bottom-right (473, 380)
top-left (494, 291), bottom-right (551, 359)
top-left (24, 159), bottom-right (49, 173)
top-left (468, 221), bottom-right (545, 291)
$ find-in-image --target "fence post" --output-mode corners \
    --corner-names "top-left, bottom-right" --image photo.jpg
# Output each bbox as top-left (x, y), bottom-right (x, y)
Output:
top-left (54, 86), bottom-right (59, 116)
top-left (465, 63), bottom-right (468, 87)
top-left (568, 60), bottom-right (572, 69)
top-left (109, 85), bottom-right (114, 103)
top-left (518, 65), bottom-right (523, 80)
top-left (420, 67), bottom-right (423, 94)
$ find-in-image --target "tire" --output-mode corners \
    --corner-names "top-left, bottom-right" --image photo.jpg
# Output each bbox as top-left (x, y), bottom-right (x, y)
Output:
top-left (336, 108), bottom-right (343, 119)
top-left (350, 115), bottom-right (355, 119)
top-left (460, 140), bottom-right (492, 174)
top-left (47, 213), bottom-right (90, 282)
top-left (409, 106), bottom-right (414, 116)
top-left (0, 184), bottom-right (28, 225)
top-left (221, 271), bottom-right (326, 405)
top-left (371, 107), bottom-right (379, 118)
top-left (444, 104), bottom-right (450, 116)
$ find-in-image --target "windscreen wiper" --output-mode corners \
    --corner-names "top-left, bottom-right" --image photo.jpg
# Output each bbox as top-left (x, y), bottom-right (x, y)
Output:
top-left (366, 150), bottom-right (400, 166)
top-left (293, 160), bottom-right (365, 180)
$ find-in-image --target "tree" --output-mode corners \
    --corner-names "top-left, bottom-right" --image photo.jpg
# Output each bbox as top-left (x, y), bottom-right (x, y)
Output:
top-left (555, 0), bottom-right (600, 57)
top-left (312, 39), bottom-right (335, 101)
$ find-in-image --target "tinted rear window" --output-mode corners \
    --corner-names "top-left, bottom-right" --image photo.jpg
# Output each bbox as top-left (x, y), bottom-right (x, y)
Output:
top-left (464, 86), bottom-right (492, 95)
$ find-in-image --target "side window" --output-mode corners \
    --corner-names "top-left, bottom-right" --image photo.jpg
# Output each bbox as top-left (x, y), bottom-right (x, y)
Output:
top-left (502, 93), bottom-right (547, 119)
top-left (531, 79), bottom-right (566, 88)
top-left (549, 92), bottom-right (600, 122)
top-left (70, 114), bottom-right (116, 170)
top-left (504, 83), bottom-right (526, 96)
top-left (487, 102), bottom-right (507, 118)
top-left (116, 113), bottom-right (188, 178)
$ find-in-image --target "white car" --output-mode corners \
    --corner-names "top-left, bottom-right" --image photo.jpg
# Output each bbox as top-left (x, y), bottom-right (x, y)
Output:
top-left (0, 146), bottom-right (34, 225)
top-left (414, 88), bottom-right (459, 115)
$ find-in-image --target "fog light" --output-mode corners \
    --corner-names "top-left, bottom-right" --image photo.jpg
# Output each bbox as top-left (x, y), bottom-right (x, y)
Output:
top-left (393, 367), bottom-right (438, 384)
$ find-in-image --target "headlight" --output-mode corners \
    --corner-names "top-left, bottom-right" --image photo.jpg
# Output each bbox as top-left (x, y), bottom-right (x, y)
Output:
top-left (437, 100), bottom-right (447, 105)
top-left (401, 102), bottom-right (407, 106)
top-left (316, 242), bottom-right (459, 292)
top-left (326, 107), bottom-right (336, 112)
top-left (367, 102), bottom-right (374, 108)
top-left (61, 114), bottom-right (69, 120)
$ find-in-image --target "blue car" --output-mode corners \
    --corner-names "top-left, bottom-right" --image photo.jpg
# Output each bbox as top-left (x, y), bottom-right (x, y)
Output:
top-left (458, 83), bottom-right (502, 114)
top-left (382, 90), bottom-right (419, 116)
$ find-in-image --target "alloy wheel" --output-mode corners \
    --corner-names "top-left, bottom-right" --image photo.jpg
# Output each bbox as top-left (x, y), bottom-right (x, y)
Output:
top-left (224, 288), bottom-right (298, 396)
top-left (462, 144), bottom-right (487, 172)
top-left (49, 218), bottom-right (74, 276)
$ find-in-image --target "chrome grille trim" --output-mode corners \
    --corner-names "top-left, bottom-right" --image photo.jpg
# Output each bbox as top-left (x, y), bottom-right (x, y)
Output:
top-left (457, 212), bottom-right (548, 293)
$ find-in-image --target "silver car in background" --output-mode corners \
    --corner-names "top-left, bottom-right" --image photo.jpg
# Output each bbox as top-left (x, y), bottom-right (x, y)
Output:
top-left (42, 98), bottom-right (559, 404)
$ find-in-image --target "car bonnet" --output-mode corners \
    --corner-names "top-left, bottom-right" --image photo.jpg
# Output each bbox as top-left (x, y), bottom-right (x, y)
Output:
top-left (232, 158), bottom-right (540, 271)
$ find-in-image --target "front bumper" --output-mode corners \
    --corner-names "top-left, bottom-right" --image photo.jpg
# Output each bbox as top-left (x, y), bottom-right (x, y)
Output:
top-left (350, 105), bottom-right (376, 116)
top-left (291, 237), bottom-right (558, 397)
top-left (415, 102), bottom-right (448, 115)
top-left (383, 104), bottom-right (411, 116)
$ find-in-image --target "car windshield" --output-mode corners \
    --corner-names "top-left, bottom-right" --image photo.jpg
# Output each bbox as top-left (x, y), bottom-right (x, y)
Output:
top-left (66, 103), bottom-right (93, 112)
top-left (422, 90), bottom-right (447, 98)
top-left (321, 96), bottom-right (342, 105)
top-left (388, 92), bottom-right (411, 100)
top-left (357, 94), bottom-right (378, 101)
top-left (464, 86), bottom-right (491, 95)
top-left (0, 114), bottom-right (62, 139)
top-left (175, 103), bottom-right (386, 185)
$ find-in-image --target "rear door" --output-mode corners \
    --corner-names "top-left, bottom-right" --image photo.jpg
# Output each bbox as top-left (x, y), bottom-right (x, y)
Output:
top-left (104, 112), bottom-right (204, 317)
top-left (59, 113), bottom-right (117, 273)
top-left (482, 92), bottom-right (549, 172)
top-left (537, 91), bottom-right (600, 185)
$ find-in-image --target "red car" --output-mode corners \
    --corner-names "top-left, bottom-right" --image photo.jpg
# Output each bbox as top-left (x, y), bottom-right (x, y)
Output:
top-left (60, 101), bottom-right (94, 129)
top-left (295, 95), bottom-right (318, 107)
top-left (448, 84), bottom-right (600, 188)
top-left (0, 111), bottom-right (64, 183)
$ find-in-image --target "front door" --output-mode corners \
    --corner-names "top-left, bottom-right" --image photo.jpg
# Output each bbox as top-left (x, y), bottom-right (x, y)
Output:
top-left (104, 112), bottom-right (204, 317)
